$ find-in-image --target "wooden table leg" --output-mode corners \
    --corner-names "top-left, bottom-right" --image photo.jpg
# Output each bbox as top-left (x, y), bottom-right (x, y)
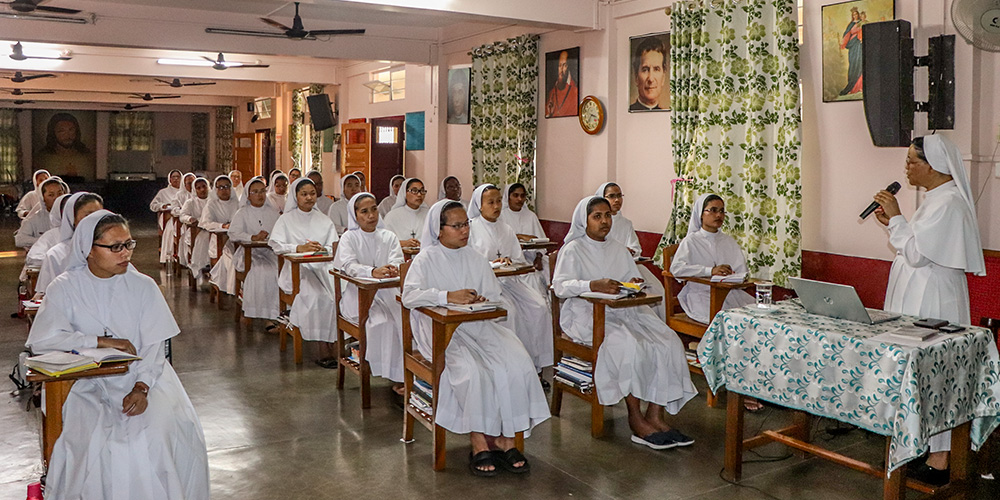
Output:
top-left (723, 391), bottom-right (745, 481)
top-left (42, 380), bottom-right (73, 468)
top-left (949, 421), bottom-right (972, 497)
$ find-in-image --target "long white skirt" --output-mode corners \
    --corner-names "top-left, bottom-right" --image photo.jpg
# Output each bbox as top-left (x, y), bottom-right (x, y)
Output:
top-left (499, 274), bottom-right (553, 371)
top-left (240, 249), bottom-right (280, 320)
top-left (158, 219), bottom-right (177, 264)
top-left (678, 284), bottom-right (755, 324)
top-left (177, 227), bottom-right (191, 268)
top-left (411, 313), bottom-right (550, 437)
top-left (561, 299), bottom-right (697, 411)
top-left (187, 231), bottom-right (210, 282)
top-left (209, 243), bottom-right (236, 295)
top-left (46, 363), bottom-right (209, 500)
top-left (341, 285), bottom-right (404, 382)
top-left (638, 265), bottom-right (667, 321)
top-left (279, 261), bottom-right (337, 342)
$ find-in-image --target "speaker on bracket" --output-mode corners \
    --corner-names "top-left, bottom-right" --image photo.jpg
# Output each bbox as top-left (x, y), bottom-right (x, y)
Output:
top-left (306, 93), bottom-right (336, 131)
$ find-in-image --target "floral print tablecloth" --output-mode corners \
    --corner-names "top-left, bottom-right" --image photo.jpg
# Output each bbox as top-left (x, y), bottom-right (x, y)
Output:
top-left (699, 301), bottom-right (1000, 471)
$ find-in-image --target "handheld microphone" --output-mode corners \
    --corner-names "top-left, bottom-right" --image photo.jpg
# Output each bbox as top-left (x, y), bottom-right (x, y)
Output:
top-left (859, 181), bottom-right (901, 219)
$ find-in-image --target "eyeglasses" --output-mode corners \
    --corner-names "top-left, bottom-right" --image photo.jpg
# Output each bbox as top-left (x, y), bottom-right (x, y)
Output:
top-left (94, 239), bottom-right (137, 253)
top-left (217, 185), bottom-right (232, 190)
top-left (703, 208), bottom-right (726, 215)
top-left (248, 189), bottom-right (266, 196)
top-left (441, 220), bottom-right (470, 230)
top-left (408, 188), bottom-right (428, 195)
top-left (605, 193), bottom-right (624, 200)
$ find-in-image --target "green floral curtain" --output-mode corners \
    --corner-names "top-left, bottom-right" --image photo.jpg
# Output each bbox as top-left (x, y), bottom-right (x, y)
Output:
top-left (0, 109), bottom-right (21, 184)
top-left (290, 89), bottom-right (305, 169)
top-left (191, 113), bottom-right (209, 171)
top-left (215, 106), bottom-right (234, 171)
top-left (108, 112), bottom-right (154, 151)
top-left (653, 0), bottom-right (802, 285)
top-left (470, 34), bottom-right (539, 209)
top-left (308, 84), bottom-right (325, 171)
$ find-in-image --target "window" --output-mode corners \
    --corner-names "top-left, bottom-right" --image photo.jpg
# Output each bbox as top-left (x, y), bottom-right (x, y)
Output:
top-left (254, 98), bottom-right (272, 119)
top-left (371, 66), bottom-right (405, 103)
top-left (109, 112), bottom-right (154, 151)
top-left (376, 125), bottom-right (397, 144)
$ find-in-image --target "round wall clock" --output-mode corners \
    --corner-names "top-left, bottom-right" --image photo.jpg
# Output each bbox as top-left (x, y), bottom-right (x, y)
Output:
top-left (578, 95), bottom-right (606, 135)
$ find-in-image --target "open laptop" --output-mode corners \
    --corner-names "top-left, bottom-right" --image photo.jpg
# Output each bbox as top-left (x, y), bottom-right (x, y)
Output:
top-left (788, 277), bottom-right (901, 324)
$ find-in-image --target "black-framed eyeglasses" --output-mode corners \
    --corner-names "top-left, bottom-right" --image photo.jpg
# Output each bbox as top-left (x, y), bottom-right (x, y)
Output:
top-left (94, 240), bottom-right (137, 253)
top-left (408, 188), bottom-right (428, 195)
top-left (441, 220), bottom-right (470, 230)
top-left (703, 208), bottom-right (726, 215)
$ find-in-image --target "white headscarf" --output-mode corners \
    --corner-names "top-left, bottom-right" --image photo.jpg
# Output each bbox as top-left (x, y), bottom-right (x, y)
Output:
top-left (268, 172), bottom-right (288, 194)
top-left (564, 196), bottom-right (605, 245)
top-left (687, 193), bottom-right (715, 236)
top-left (340, 173), bottom-right (361, 198)
top-left (438, 175), bottom-right (460, 201)
top-left (31, 169), bottom-right (51, 198)
top-left (391, 178), bottom-right (424, 211)
top-left (177, 172), bottom-right (196, 204)
top-left (66, 209), bottom-right (115, 271)
top-left (594, 182), bottom-right (618, 199)
top-left (36, 176), bottom-right (67, 215)
top-left (346, 192), bottom-right (384, 231)
top-left (58, 192), bottom-right (90, 241)
top-left (501, 183), bottom-right (524, 211)
top-left (243, 176), bottom-right (266, 207)
top-left (388, 174), bottom-right (405, 197)
top-left (466, 183), bottom-right (496, 220)
top-left (288, 167), bottom-right (302, 179)
top-left (286, 177), bottom-right (315, 213)
top-left (421, 199), bottom-right (463, 249)
top-left (49, 193), bottom-right (71, 227)
top-left (202, 174), bottom-right (241, 222)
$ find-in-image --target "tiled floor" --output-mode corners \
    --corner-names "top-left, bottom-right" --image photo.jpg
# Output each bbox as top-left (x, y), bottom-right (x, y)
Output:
top-left (0, 214), bottom-right (996, 499)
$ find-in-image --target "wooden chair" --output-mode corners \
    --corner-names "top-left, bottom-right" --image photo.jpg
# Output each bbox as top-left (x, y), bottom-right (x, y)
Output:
top-left (397, 260), bottom-right (524, 471)
top-left (277, 248), bottom-right (337, 364)
top-left (330, 268), bottom-right (400, 409)
top-left (548, 251), bottom-right (664, 438)
top-left (171, 216), bottom-right (182, 276)
top-left (660, 243), bottom-right (755, 407)
top-left (231, 240), bottom-right (272, 324)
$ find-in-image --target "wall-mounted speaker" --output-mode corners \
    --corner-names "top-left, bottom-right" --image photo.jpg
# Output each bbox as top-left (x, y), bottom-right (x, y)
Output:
top-left (306, 93), bottom-right (336, 131)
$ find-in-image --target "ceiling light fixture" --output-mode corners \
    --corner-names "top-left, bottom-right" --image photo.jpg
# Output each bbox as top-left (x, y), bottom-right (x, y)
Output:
top-left (0, 12), bottom-right (91, 24)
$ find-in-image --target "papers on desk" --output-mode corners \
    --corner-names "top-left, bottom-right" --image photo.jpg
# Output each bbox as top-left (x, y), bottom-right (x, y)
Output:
top-left (521, 237), bottom-right (549, 245)
top-left (872, 326), bottom-right (949, 347)
top-left (490, 261), bottom-right (504, 269)
top-left (25, 348), bottom-right (140, 377)
top-left (711, 272), bottom-right (747, 283)
top-left (580, 281), bottom-right (648, 300)
top-left (354, 276), bottom-right (400, 284)
top-left (22, 299), bottom-right (41, 311)
top-left (444, 301), bottom-right (503, 312)
top-left (496, 264), bottom-right (535, 273)
top-left (401, 246), bottom-right (420, 252)
top-left (284, 251), bottom-right (331, 258)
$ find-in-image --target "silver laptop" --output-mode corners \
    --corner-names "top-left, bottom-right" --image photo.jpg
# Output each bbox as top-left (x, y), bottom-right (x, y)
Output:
top-left (788, 277), bottom-right (901, 324)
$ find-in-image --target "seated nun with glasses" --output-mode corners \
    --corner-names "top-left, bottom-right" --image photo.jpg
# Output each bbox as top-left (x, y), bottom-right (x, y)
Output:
top-left (26, 211), bottom-right (209, 499)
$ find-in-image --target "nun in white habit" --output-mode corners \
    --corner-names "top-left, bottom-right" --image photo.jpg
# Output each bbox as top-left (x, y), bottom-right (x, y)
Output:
top-left (178, 177), bottom-right (209, 270)
top-left (327, 173), bottom-right (362, 234)
top-left (499, 182), bottom-right (552, 291)
top-left (268, 177), bottom-right (340, 350)
top-left (150, 170), bottom-right (183, 264)
top-left (26, 192), bottom-right (71, 270)
top-left (670, 193), bottom-right (755, 324)
top-left (872, 134), bottom-right (986, 479)
top-left (204, 175), bottom-right (241, 295)
top-left (402, 199), bottom-right (549, 475)
top-left (27, 210), bottom-right (210, 500)
top-left (332, 191), bottom-right (405, 384)
top-left (307, 171), bottom-right (334, 214)
top-left (383, 177), bottom-right (430, 248)
top-left (553, 196), bottom-right (697, 449)
top-left (467, 184), bottom-right (553, 372)
top-left (266, 171), bottom-right (289, 214)
top-left (229, 169), bottom-right (245, 203)
top-left (16, 169), bottom-right (50, 219)
top-left (182, 178), bottom-right (213, 286)
top-left (35, 192), bottom-right (104, 297)
top-left (377, 174), bottom-right (406, 217)
top-left (228, 176), bottom-right (281, 320)
top-left (15, 176), bottom-right (66, 249)
top-left (437, 175), bottom-right (467, 209)
top-left (595, 182), bottom-right (667, 320)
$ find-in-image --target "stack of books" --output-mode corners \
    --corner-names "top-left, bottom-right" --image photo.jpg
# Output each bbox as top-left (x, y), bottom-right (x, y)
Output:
top-left (554, 356), bottom-right (593, 393)
top-left (343, 340), bottom-right (360, 365)
top-left (686, 341), bottom-right (702, 368)
top-left (409, 379), bottom-right (433, 415)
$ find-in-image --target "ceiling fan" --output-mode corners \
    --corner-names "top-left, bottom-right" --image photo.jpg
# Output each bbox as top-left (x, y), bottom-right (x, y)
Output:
top-left (103, 103), bottom-right (150, 110)
top-left (205, 2), bottom-right (365, 40)
top-left (10, 99), bottom-right (34, 105)
top-left (9, 42), bottom-right (70, 61)
top-left (1, 87), bottom-right (53, 95)
top-left (1, 0), bottom-right (81, 15)
top-left (201, 53), bottom-right (269, 70)
top-left (156, 77), bottom-right (216, 88)
top-left (131, 93), bottom-right (181, 101)
top-left (3, 71), bottom-right (56, 83)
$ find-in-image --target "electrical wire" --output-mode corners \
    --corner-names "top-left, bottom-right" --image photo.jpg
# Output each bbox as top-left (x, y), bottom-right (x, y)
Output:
top-left (974, 140), bottom-right (1000, 206)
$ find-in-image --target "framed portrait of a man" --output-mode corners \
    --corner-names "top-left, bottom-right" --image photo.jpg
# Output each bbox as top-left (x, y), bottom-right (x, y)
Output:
top-left (821, 0), bottom-right (895, 102)
top-left (628, 32), bottom-right (670, 112)
top-left (32, 110), bottom-right (97, 182)
top-left (447, 67), bottom-right (471, 125)
top-left (544, 46), bottom-right (580, 118)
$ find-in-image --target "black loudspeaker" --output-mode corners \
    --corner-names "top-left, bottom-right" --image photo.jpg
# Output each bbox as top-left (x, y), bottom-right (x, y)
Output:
top-left (863, 20), bottom-right (914, 147)
top-left (247, 102), bottom-right (254, 112)
top-left (925, 35), bottom-right (955, 130)
top-left (306, 94), bottom-right (336, 131)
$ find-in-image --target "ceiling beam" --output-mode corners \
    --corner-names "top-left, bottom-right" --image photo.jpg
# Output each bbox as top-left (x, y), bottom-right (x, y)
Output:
top-left (322, 0), bottom-right (598, 30)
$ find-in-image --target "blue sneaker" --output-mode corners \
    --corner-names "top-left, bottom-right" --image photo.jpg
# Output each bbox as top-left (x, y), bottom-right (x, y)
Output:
top-left (631, 432), bottom-right (678, 450)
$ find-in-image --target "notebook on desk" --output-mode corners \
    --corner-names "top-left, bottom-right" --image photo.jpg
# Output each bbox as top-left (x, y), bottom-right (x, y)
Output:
top-left (788, 277), bottom-right (900, 324)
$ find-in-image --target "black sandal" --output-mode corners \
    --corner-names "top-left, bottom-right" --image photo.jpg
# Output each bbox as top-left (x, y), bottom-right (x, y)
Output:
top-left (469, 450), bottom-right (500, 477)
top-left (498, 448), bottom-right (530, 474)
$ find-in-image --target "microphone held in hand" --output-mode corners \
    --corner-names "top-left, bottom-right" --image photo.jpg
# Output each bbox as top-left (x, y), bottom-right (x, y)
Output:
top-left (859, 181), bottom-right (901, 219)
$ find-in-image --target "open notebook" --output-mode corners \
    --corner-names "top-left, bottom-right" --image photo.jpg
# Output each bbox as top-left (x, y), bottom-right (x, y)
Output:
top-left (25, 348), bottom-right (141, 377)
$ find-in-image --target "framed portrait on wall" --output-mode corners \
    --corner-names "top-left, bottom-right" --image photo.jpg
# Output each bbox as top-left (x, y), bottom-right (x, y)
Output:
top-left (628, 32), bottom-right (670, 112)
top-left (447, 67), bottom-right (471, 125)
top-left (822, 0), bottom-right (895, 102)
top-left (31, 110), bottom-right (97, 182)
top-left (543, 46), bottom-right (580, 118)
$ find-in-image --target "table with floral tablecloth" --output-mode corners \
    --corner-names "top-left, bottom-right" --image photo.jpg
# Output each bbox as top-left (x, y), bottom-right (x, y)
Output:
top-left (699, 300), bottom-right (1000, 472)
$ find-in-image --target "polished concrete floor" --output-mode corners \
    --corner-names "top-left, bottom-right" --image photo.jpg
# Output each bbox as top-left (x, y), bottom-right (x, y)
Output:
top-left (1, 214), bottom-right (997, 499)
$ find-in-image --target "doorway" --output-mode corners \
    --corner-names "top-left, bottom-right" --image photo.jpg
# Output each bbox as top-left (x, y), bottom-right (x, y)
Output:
top-left (369, 116), bottom-right (404, 200)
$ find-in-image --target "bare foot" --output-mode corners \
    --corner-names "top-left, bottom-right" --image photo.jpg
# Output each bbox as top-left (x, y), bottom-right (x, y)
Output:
top-left (392, 383), bottom-right (405, 396)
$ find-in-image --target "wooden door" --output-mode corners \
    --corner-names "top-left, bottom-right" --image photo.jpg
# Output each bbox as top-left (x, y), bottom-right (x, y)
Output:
top-left (341, 122), bottom-right (371, 189)
top-left (233, 133), bottom-right (255, 180)
top-left (369, 116), bottom-right (405, 201)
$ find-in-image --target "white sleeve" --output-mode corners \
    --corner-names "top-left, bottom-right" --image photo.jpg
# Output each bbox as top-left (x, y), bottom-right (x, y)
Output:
top-left (670, 239), bottom-right (713, 277)
top-left (887, 216), bottom-right (932, 268)
top-left (401, 258), bottom-right (449, 308)
top-left (552, 247), bottom-right (592, 298)
top-left (26, 283), bottom-right (100, 353)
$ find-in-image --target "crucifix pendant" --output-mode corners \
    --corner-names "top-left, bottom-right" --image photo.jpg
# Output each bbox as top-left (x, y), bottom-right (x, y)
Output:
top-left (496, 250), bottom-right (502, 260)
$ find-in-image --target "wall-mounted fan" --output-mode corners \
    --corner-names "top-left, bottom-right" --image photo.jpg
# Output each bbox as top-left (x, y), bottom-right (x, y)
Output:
top-left (202, 53), bottom-right (269, 70)
top-left (1, 0), bottom-right (80, 15)
top-left (103, 103), bottom-right (150, 110)
top-left (131, 93), bottom-right (180, 101)
top-left (952, 0), bottom-right (1000, 51)
top-left (3, 71), bottom-right (56, 83)
top-left (206, 2), bottom-right (365, 40)
top-left (9, 42), bottom-right (70, 61)
top-left (1, 87), bottom-right (53, 95)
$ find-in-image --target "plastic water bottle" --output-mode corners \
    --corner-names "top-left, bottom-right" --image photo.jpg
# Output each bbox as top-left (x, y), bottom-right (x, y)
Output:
top-left (26, 482), bottom-right (43, 500)
top-left (756, 281), bottom-right (773, 309)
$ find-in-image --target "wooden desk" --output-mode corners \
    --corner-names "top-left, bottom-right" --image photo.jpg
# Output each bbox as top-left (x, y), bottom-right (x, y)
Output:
top-left (157, 209), bottom-right (172, 237)
top-left (277, 252), bottom-right (335, 364)
top-left (519, 240), bottom-right (559, 251)
top-left (232, 240), bottom-right (270, 323)
top-left (25, 267), bottom-right (40, 298)
top-left (330, 269), bottom-right (400, 409)
top-left (493, 264), bottom-right (536, 278)
top-left (401, 246), bottom-right (420, 261)
top-left (27, 361), bottom-right (133, 468)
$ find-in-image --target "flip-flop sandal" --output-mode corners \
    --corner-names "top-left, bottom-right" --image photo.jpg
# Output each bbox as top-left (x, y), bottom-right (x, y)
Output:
top-left (469, 450), bottom-right (500, 477)
top-left (630, 432), bottom-right (678, 450)
top-left (498, 448), bottom-right (531, 474)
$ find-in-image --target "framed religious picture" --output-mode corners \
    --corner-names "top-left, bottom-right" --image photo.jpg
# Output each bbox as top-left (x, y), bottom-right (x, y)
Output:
top-left (32, 110), bottom-right (97, 181)
top-left (543, 46), bottom-right (580, 118)
top-left (822, 0), bottom-right (895, 102)
top-left (447, 67), bottom-right (471, 125)
top-left (628, 32), bottom-right (670, 112)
